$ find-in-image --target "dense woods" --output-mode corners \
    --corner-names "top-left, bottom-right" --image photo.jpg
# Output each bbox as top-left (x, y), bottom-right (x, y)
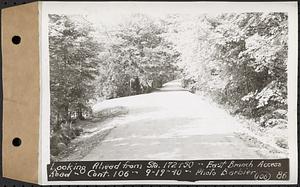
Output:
top-left (172, 13), bottom-right (288, 128)
top-left (95, 14), bottom-right (180, 99)
top-left (49, 12), bottom-right (288, 157)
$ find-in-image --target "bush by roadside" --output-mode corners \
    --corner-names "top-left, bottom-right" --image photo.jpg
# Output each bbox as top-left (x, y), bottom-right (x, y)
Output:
top-left (50, 106), bottom-right (129, 161)
top-left (50, 121), bottom-right (83, 157)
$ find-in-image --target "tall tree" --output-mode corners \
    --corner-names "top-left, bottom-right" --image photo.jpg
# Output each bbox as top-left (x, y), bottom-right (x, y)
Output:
top-left (176, 12), bottom-right (288, 125)
top-left (49, 14), bottom-right (102, 126)
top-left (96, 14), bottom-right (180, 99)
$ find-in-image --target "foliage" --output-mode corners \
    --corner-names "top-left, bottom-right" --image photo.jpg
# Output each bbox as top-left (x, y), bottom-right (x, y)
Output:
top-left (49, 14), bottom-right (102, 156)
top-left (95, 14), bottom-right (180, 99)
top-left (177, 13), bottom-right (288, 126)
top-left (49, 14), bottom-right (102, 125)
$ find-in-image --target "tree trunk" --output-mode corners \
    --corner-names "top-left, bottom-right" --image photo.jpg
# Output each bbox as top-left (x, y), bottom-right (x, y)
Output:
top-left (64, 105), bottom-right (71, 122)
top-left (77, 106), bottom-right (85, 120)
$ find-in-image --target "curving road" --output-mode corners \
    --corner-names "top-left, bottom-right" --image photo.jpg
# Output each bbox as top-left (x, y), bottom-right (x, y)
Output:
top-left (82, 80), bottom-right (264, 160)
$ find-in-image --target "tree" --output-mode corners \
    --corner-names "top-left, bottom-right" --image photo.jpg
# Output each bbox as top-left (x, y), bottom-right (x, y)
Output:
top-left (96, 14), bottom-right (180, 99)
top-left (49, 14), bottom-right (102, 126)
top-left (176, 12), bottom-right (288, 125)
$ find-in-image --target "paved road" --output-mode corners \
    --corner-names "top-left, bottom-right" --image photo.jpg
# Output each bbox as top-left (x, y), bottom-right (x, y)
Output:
top-left (82, 80), bottom-right (263, 160)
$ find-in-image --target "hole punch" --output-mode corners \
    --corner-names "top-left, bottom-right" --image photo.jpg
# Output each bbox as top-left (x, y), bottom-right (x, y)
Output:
top-left (12, 137), bottom-right (22, 147)
top-left (12, 35), bottom-right (21, 45)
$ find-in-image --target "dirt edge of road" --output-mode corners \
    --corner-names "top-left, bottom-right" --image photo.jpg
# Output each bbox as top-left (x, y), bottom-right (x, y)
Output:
top-left (235, 132), bottom-right (288, 159)
top-left (53, 126), bottom-right (115, 161)
top-left (52, 106), bottom-right (129, 161)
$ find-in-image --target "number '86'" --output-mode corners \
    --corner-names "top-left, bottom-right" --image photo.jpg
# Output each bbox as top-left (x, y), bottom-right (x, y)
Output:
top-left (276, 171), bottom-right (288, 180)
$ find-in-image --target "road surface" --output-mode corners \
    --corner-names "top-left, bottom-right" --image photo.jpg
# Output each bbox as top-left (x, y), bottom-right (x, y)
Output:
top-left (82, 80), bottom-right (263, 160)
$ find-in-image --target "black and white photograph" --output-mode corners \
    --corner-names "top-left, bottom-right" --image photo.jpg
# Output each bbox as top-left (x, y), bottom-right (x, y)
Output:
top-left (40, 1), bottom-right (297, 184)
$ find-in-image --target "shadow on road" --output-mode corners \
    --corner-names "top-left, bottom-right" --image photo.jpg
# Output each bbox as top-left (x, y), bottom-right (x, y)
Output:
top-left (154, 88), bottom-right (188, 92)
top-left (154, 79), bottom-right (188, 92)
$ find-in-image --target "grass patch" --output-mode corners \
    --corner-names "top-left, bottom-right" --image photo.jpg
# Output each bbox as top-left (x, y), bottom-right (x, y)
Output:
top-left (51, 106), bottom-right (129, 161)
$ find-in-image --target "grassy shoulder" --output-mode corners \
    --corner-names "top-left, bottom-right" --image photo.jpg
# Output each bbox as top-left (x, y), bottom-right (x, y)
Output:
top-left (51, 106), bottom-right (129, 161)
top-left (192, 89), bottom-right (289, 158)
top-left (234, 115), bottom-right (288, 158)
